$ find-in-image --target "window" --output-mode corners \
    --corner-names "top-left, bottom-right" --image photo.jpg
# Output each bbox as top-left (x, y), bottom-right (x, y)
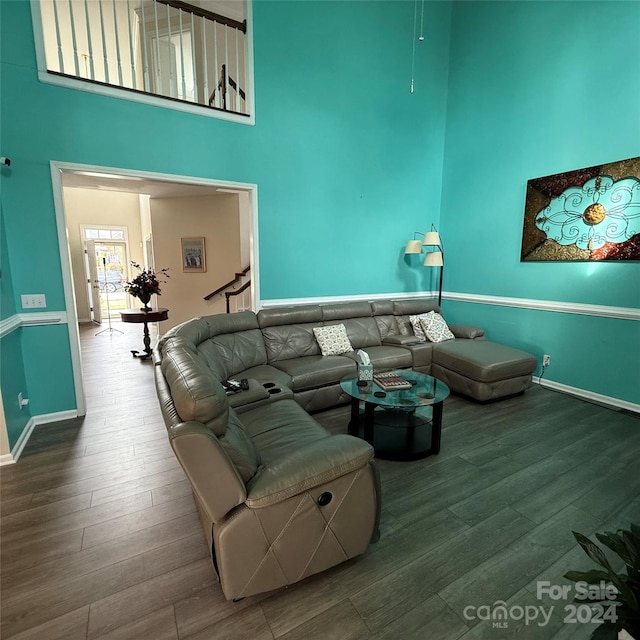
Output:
top-left (31, 0), bottom-right (254, 124)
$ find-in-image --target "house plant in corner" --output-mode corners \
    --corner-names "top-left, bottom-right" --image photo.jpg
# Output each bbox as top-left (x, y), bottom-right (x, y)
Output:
top-left (564, 524), bottom-right (640, 639)
top-left (124, 262), bottom-right (170, 311)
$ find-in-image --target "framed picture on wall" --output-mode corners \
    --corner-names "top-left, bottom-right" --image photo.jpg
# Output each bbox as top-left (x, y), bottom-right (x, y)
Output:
top-left (181, 237), bottom-right (206, 273)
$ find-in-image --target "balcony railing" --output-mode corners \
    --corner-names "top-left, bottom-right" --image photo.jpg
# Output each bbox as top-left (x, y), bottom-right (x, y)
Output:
top-left (37, 0), bottom-right (249, 116)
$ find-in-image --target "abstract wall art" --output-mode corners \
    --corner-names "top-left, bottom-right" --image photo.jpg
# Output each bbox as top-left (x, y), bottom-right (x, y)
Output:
top-left (521, 156), bottom-right (640, 261)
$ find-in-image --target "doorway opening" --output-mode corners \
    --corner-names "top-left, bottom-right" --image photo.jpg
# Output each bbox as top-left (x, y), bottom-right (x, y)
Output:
top-left (82, 226), bottom-right (130, 322)
top-left (51, 161), bottom-right (260, 416)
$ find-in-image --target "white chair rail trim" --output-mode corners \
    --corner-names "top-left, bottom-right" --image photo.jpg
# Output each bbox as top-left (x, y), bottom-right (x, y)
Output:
top-left (0, 312), bottom-right (68, 339)
top-left (261, 291), bottom-right (639, 321)
top-left (445, 292), bottom-right (639, 321)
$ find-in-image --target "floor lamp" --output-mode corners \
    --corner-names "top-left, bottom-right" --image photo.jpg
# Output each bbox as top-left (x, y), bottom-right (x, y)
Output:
top-left (95, 258), bottom-right (123, 336)
top-left (404, 225), bottom-right (444, 306)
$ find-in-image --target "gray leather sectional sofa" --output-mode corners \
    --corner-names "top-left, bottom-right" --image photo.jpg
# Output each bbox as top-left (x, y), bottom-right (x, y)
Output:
top-left (154, 298), bottom-right (536, 600)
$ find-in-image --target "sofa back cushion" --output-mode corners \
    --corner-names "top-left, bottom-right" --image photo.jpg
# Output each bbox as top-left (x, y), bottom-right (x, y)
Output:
top-left (161, 341), bottom-right (230, 436)
top-left (319, 301), bottom-right (381, 349)
top-left (219, 411), bottom-right (261, 482)
top-left (206, 329), bottom-right (268, 378)
top-left (326, 317), bottom-right (381, 349)
top-left (371, 301), bottom-right (399, 340)
top-left (393, 300), bottom-right (441, 335)
top-left (258, 306), bottom-right (323, 362)
top-left (261, 323), bottom-right (321, 362)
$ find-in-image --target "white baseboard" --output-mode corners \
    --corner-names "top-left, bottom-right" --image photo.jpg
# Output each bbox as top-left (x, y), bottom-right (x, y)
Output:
top-left (2, 410), bottom-right (79, 465)
top-left (533, 377), bottom-right (640, 415)
top-left (8, 417), bottom-right (36, 463)
top-left (32, 410), bottom-right (78, 426)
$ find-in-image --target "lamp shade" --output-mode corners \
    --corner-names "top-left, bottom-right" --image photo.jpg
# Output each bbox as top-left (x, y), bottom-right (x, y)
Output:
top-left (422, 231), bottom-right (441, 246)
top-left (423, 251), bottom-right (443, 267)
top-left (404, 239), bottom-right (423, 254)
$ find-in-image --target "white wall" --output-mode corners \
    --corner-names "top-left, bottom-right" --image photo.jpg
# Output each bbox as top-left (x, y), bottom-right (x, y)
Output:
top-left (150, 193), bottom-right (241, 329)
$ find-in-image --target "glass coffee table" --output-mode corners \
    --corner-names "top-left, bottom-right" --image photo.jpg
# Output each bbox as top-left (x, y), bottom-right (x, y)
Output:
top-left (340, 370), bottom-right (450, 461)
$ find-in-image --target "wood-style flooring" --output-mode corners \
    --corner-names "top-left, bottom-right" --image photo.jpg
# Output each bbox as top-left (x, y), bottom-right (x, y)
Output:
top-left (1, 320), bottom-right (639, 639)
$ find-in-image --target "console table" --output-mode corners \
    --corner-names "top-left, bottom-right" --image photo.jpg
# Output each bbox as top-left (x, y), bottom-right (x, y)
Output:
top-left (120, 307), bottom-right (169, 360)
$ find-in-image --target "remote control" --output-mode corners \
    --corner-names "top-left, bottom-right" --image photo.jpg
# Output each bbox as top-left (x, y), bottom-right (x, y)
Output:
top-left (240, 378), bottom-right (249, 390)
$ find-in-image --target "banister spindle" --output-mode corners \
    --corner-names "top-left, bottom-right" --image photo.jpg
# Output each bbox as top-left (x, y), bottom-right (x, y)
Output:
top-left (234, 27), bottom-right (240, 112)
top-left (125, 0), bottom-right (136, 88)
top-left (153, 0), bottom-right (163, 94)
top-left (212, 21), bottom-right (219, 108)
top-left (111, 0), bottom-right (123, 86)
top-left (201, 15), bottom-right (209, 105)
top-left (83, 0), bottom-right (95, 79)
top-left (98, 0), bottom-right (110, 83)
top-left (178, 8), bottom-right (186, 100)
top-left (190, 12), bottom-right (197, 102)
top-left (223, 25), bottom-right (229, 110)
top-left (68, 0), bottom-right (81, 77)
top-left (141, 0), bottom-right (150, 92)
top-left (166, 2), bottom-right (175, 97)
top-left (52, 0), bottom-right (65, 73)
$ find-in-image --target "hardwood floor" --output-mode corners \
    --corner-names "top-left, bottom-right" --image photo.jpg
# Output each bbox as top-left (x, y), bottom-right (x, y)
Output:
top-left (1, 320), bottom-right (638, 639)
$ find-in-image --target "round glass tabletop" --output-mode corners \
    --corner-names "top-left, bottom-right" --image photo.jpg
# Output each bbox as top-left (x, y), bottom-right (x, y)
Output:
top-left (340, 369), bottom-right (450, 409)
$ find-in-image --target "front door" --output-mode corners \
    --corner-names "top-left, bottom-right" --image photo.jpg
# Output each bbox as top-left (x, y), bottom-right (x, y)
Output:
top-left (84, 240), bottom-right (102, 325)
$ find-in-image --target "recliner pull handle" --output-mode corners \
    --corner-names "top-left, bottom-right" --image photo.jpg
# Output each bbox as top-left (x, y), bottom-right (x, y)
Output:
top-left (317, 492), bottom-right (332, 506)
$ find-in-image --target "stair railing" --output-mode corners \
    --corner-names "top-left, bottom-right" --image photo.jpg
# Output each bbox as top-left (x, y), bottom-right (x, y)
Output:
top-left (204, 266), bottom-right (250, 312)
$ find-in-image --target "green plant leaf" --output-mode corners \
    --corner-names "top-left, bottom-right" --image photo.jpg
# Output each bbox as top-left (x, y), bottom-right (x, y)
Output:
top-left (574, 531), bottom-right (615, 571)
top-left (621, 530), bottom-right (640, 570)
top-left (564, 569), bottom-right (611, 583)
top-left (596, 531), bottom-right (631, 565)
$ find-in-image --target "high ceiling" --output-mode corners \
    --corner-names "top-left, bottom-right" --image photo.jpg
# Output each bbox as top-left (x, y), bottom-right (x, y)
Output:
top-left (60, 170), bottom-right (241, 199)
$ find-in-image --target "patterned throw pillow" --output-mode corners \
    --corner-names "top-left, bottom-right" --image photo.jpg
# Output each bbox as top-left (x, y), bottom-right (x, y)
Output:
top-left (409, 313), bottom-right (432, 342)
top-left (313, 324), bottom-right (353, 356)
top-left (420, 312), bottom-right (455, 343)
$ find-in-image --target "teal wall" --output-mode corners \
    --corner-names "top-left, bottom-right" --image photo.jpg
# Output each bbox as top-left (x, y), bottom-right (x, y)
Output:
top-left (0, 0), bottom-right (453, 430)
top-left (440, 1), bottom-right (640, 404)
top-left (1, 0), bottom-right (638, 440)
top-left (1, 207), bottom-right (31, 449)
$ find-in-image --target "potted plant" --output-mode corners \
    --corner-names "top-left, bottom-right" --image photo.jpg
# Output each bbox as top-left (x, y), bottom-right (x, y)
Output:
top-left (565, 523), bottom-right (640, 639)
top-left (124, 262), bottom-right (170, 311)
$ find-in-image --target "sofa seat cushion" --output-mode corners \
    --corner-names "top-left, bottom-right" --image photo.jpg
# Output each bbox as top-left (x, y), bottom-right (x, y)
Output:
top-left (272, 355), bottom-right (356, 392)
top-left (432, 340), bottom-right (537, 383)
top-left (343, 345), bottom-right (413, 371)
top-left (239, 400), bottom-right (330, 463)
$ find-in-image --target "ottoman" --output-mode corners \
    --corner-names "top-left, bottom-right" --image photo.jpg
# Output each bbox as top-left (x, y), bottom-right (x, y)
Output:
top-left (431, 340), bottom-right (537, 402)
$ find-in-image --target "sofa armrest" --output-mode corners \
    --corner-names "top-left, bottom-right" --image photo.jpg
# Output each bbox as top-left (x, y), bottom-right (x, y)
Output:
top-left (448, 324), bottom-right (485, 339)
top-left (382, 334), bottom-right (420, 346)
top-left (169, 421), bottom-right (247, 522)
top-left (245, 435), bottom-right (374, 508)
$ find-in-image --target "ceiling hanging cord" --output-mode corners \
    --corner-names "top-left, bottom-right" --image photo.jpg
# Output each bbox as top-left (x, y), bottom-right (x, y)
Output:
top-left (410, 0), bottom-right (426, 93)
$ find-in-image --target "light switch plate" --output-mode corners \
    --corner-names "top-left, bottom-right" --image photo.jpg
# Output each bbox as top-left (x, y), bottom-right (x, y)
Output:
top-left (21, 294), bottom-right (47, 308)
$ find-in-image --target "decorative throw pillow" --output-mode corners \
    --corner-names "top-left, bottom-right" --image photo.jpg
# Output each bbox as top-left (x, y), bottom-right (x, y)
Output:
top-left (313, 324), bottom-right (353, 356)
top-left (420, 312), bottom-right (455, 343)
top-left (409, 313), bottom-right (433, 342)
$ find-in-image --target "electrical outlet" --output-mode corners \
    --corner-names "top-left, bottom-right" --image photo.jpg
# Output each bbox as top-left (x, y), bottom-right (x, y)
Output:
top-left (21, 294), bottom-right (47, 309)
top-left (543, 354), bottom-right (551, 367)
